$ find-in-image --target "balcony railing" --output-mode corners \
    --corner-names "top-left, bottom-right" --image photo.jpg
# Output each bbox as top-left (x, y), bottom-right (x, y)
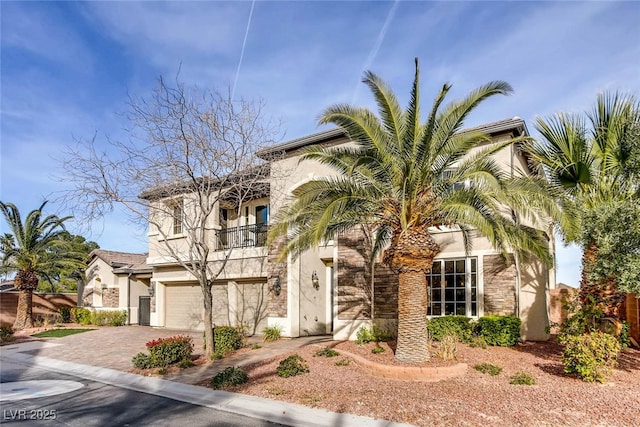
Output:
top-left (216, 224), bottom-right (268, 250)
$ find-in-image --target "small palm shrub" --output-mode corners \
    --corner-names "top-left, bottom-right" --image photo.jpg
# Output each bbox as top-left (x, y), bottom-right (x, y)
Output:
top-left (210, 367), bottom-right (248, 389)
top-left (435, 334), bottom-right (457, 360)
top-left (262, 324), bottom-right (283, 342)
top-left (474, 363), bottom-right (502, 376)
top-left (561, 331), bottom-right (621, 383)
top-left (277, 354), bottom-right (309, 378)
top-left (477, 315), bottom-right (521, 346)
top-left (314, 347), bottom-right (339, 357)
top-left (510, 371), bottom-right (535, 385)
top-left (427, 316), bottom-right (473, 342)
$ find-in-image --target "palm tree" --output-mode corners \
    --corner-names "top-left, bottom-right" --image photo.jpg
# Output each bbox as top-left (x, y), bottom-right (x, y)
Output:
top-left (527, 92), bottom-right (639, 317)
top-left (0, 201), bottom-right (74, 330)
top-left (271, 59), bottom-right (553, 363)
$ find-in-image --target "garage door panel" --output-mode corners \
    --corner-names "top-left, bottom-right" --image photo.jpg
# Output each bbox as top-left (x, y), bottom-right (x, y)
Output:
top-left (212, 285), bottom-right (230, 326)
top-left (165, 285), bottom-right (204, 330)
top-left (237, 283), bottom-right (268, 335)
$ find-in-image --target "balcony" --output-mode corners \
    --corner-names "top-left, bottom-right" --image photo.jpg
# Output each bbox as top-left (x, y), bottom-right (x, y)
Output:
top-left (216, 224), bottom-right (268, 250)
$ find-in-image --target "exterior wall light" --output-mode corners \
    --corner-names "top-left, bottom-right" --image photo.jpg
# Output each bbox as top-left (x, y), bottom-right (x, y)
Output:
top-left (273, 276), bottom-right (281, 296)
top-left (312, 271), bottom-right (319, 290)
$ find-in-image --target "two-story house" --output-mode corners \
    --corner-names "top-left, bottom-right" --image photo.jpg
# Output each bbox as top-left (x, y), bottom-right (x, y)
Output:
top-left (142, 117), bottom-right (555, 341)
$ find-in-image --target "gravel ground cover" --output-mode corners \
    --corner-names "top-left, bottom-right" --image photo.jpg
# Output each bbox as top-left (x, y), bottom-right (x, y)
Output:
top-left (206, 340), bottom-right (640, 427)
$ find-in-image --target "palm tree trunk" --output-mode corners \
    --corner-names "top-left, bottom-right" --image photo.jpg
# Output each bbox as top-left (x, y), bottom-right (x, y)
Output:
top-left (395, 270), bottom-right (430, 363)
top-left (579, 242), bottom-right (625, 318)
top-left (13, 289), bottom-right (34, 330)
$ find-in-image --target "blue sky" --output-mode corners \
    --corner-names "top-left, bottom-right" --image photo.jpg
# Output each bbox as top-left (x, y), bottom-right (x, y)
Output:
top-left (1, 1), bottom-right (639, 286)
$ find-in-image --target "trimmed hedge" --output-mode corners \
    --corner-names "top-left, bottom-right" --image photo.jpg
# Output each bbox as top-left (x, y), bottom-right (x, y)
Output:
top-left (427, 316), bottom-right (473, 342)
top-left (146, 335), bottom-right (194, 367)
top-left (477, 315), bottom-right (521, 346)
top-left (214, 326), bottom-right (244, 354)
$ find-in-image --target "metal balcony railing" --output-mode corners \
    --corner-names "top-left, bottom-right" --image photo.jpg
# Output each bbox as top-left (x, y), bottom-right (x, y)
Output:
top-left (217, 224), bottom-right (268, 250)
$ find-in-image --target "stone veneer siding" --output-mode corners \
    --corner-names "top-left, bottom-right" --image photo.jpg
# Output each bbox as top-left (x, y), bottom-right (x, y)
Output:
top-left (102, 288), bottom-right (120, 308)
top-left (373, 264), bottom-right (398, 319)
top-left (483, 254), bottom-right (516, 316)
top-left (337, 228), bottom-right (373, 320)
top-left (267, 235), bottom-right (287, 317)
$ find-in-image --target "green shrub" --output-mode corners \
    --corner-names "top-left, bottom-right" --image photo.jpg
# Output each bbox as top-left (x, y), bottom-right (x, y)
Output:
top-left (561, 331), bottom-right (621, 383)
top-left (213, 326), bottom-right (243, 354)
top-left (619, 321), bottom-right (631, 348)
top-left (426, 316), bottom-right (473, 342)
top-left (211, 367), bottom-right (248, 389)
top-left (178, 359), bottom-right (195, 369)
top-left (435, 334), bottom-right (457, 360)
top-left (477, 315), bottom-right (521, 346)
top-left (355, 325), bottom-right (391, 344)
top-left (371, 345), bottom-right (385, 354)
top-left (59, 307), bottom-right (72, 323)
top-left (314, 347), bottom-right (339, 357)
top-left (0, 326), bottom-right (15, 344)
top-left (146, 335), bottom-right (193, 367)
top-left (509, 371), bottom-right (535, 385)
top-left (335, 358), bottom-right (350, 366)
top-left (262, 324), bottom-right (283, 342)
top-left (474, 363), bottom-right (502, 376)
top-left (277, 354), bottom-right (309, 378)
top-left (70, 307), bottom-right (92, 325)
top-left (469, 336), bottom-right (488, 349)
top-left (132, 352), bottom-right (153, 369)
top-left (92, 310), bottom-right (127, 326)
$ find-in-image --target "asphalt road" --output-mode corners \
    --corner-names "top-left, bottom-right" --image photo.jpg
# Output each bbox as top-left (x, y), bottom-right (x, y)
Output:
top-left (0, 358), bottom-right (281, 427)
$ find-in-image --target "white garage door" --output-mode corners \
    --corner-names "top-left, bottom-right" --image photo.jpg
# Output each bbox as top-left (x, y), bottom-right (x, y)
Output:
top-left (165, 285), bottom-right (204, 330)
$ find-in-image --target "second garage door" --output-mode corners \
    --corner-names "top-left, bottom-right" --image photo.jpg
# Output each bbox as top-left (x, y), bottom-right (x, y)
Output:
top-left (165, 284), bottom-right (204, 330)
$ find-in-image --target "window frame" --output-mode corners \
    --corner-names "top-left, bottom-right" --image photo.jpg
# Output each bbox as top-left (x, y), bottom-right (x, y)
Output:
top-left (426, 257), bottom-right (478, 318)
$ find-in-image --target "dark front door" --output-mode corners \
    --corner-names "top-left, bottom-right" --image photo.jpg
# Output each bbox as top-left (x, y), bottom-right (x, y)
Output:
top-left (139, 296), bottom-right (151, 326)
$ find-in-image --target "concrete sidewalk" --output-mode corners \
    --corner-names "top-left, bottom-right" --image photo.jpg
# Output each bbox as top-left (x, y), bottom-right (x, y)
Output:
top-left (1, 339), bottom-right (413, 427)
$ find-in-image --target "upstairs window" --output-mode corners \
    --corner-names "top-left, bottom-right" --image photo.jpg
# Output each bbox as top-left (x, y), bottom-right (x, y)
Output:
top-left (172, 199), bottom-right (184, 235)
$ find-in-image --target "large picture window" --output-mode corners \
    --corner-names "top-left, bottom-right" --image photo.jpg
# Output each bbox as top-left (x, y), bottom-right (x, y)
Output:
top-left (427, 258), bottom-right (477, 317)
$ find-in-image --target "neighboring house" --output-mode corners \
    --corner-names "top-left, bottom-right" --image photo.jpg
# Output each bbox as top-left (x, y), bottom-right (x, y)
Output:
top-left (83, 249), bottom-right (152, 325)
top-left (144, 117), bottom-right (556, 341)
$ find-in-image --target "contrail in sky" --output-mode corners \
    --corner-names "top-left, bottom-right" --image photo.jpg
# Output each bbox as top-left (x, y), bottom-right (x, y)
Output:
top-left (232, 0), bottom-right (256, 100)
top-left (351, 0), bottom-right (400, 104)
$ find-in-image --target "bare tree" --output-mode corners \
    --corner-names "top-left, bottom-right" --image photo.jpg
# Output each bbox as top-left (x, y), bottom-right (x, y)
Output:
top-left (60, 77), bottom-right (281, 358)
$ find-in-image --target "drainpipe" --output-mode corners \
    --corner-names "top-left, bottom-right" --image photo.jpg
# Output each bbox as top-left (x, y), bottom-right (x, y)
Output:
top-left (127, 272), bottom-right (132, 325)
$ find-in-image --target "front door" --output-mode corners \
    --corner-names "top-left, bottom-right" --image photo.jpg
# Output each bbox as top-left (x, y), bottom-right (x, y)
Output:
top-left (299, 263), bottom-right (328, 336)
top-left (139, 296), bottom-right (151, 326)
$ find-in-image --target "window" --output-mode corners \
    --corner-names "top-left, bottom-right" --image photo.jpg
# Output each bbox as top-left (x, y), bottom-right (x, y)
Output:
top-left (442, 169), bottom-right (466, 191)
top-left (172, 200), bottom-right (183, 235)
top-left (427, 258), bottom-right (477, 317)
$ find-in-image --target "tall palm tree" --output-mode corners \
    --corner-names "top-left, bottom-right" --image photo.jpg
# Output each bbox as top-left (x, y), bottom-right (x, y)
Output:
top-left (271, 59), bottom-right (553, 363)
top-left (0, 201), bottom-right (73, 330)
top-left (527, 92), bottom-right (639, 317)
